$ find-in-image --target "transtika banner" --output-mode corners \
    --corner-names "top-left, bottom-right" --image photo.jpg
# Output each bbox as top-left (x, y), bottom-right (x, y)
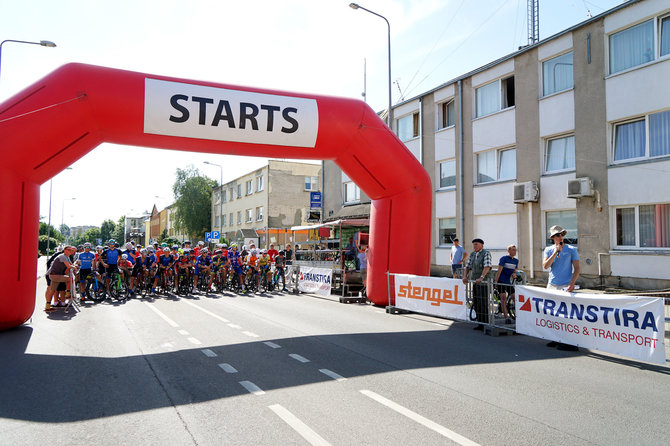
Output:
top-left (516, 285), bottom-right (666, 365)
top-left (298, 267), bottom-right (332, 296)
top-left (394, 275), bottom-right (467, 321)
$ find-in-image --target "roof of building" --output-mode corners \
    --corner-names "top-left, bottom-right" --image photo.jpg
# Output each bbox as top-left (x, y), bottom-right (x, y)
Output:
top-left (325, 203), bottom-right (371, 222)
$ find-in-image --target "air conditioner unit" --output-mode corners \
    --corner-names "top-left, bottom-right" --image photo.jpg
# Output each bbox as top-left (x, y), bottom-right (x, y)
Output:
top-left (567, 177), bottom-right (594, 198)
top-left (513, 181), bottom-right (539, 203)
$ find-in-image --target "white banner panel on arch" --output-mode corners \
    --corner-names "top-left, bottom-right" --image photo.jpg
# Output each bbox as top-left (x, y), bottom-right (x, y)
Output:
top-left (394, 274), bottom-right (467, 321)
top-left (515, 285), bottom-right (666, 365)
top-left (298, 267), bottom-right (332, 296)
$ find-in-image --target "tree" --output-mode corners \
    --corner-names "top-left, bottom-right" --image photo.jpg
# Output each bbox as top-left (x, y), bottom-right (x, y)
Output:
top-left (59, 224), bottom-right (70, 238)
top-left (172, 166), bottom-right (216, 240)
top-left (38, 235), bottom-right (59, 255)
top-left (159, 228), bottom-right (168, 241)
top-left (71, 227), bottom-right (101, 247)
top-left (39, 221), bottom-right (63, 241)
top-left (100, 219), bottom-right (116, 242)
top-left (112, 216), bottom-right (125, 243)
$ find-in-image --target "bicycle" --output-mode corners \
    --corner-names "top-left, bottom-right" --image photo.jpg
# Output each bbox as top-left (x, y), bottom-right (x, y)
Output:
top-left (108, 271), bottom-right (128, 300)
top-left (84, 271), bottom-right (107, 303)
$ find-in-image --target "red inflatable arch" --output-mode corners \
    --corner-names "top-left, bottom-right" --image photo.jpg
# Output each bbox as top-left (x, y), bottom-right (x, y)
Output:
top-left (0, 63), bottom-right (431, 330)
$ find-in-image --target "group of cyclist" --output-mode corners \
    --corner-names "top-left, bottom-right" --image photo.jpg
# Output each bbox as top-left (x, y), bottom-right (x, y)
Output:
top-left (45, 238), bottom-right (291, 311)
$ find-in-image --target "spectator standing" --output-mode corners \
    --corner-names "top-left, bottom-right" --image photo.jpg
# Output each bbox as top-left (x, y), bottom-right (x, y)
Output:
top-left (462, 238), bottom-right (492, 330)
top-left (357, 246), bottom-right (368, 292)
top-left (267, 244), bottom-right (278, 262)
top-left (494, 244), bottom-right (519, 323)
top-left (542, 225), bottom-right (581, 351)
top-left (450, 238), bottom-right (467, 279)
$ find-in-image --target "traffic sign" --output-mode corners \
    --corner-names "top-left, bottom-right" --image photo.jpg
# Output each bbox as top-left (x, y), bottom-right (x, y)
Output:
top-left (205, 232), bottom-right (211, 242)
top-left (310, 191), bottom-right (322, 208)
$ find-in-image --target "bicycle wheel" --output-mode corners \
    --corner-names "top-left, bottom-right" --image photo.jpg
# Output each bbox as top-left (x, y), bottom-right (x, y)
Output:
top-left (507, 294), bottom-right (516, 319)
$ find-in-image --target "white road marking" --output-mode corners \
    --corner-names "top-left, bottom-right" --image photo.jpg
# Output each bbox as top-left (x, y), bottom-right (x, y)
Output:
top-left (181, 300), bottom-right (230, 323)
top-left (264, 341), bottom-right (281, 349)
top-left (145, 302), bottom-right (179, 327)
top-left (289, 354), bottom-right (310, 363)
top-left (218, 363), bottom-right (238, 373)
top-left (239, 380), bottom-right (265, 395)
top-left (188, 337), bottom-right (202, 345)
top-left (178, 329), bottom-right (190, 335)
top-left (161, 342), bottom-right (175, 350)
top-left (268, 404), bottom-right (332, 446)
top-left (201, 349), bottom-right (217, 357)
top-left (228, 323), bottom-right (242, 329)
top-left (319, 369), bottom-right (346, 382)
top-left (360, 390), bottom-right (480, 446)
top-left (242, 331), bottom-right (259, 338)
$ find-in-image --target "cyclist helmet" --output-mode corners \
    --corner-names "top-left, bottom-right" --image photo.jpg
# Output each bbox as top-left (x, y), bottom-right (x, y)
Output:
top-left (147, 246), bottom-right (155, 253)
top-left (108, 239), bottom-right (116, 245)
top-left (140, 248), bottom-right (148, 255)
top-left (77, 244), bottom-right (84, 249)
top-left (198, 241), bottom-right (204, 246)
top-left (278, 250), bottom-right (285, 256)
top-left (96, 245), bottom-right (103, 251)
top-left (184, 240), bottom-right (191, 245)
top-left (161, 242), bottom-right (168, 248)
top-left (201, 248), bottom-right (208, 254)
top-left (214, 249), bottom-right (222, 254)
top-left (83, 242), bottom-right (91, 248)
top-left (231, 243), bottom-right (237, 247)
top-left (242, 245), bottom-right (248, 251)
top-left (125, 242), bottom-right (132, 250)
top-left (121, 254), bottom-right (128, 260)
top-left (183, 249), bottom-right (191, 254)
top-left (222, 243), bottom-right (228, 248)
top-left (114, 242), bottom-right (120, 248)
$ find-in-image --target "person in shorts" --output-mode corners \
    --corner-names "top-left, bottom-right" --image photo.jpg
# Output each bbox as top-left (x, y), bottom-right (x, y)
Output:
top-left (45, 246), bottom-right (77, 311)
top-left (76, 242), bottom-right (96, 300)
top-left (494, 244), bottom-right (519, 323)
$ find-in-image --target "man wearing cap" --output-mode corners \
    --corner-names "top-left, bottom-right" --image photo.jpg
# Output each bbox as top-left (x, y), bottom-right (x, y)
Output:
top-left (450, 238), bottom-right (467, 279)
top-left (543, 225), bottom-right (580, 292)
top-left (462, 238), bottom-right (492, 330)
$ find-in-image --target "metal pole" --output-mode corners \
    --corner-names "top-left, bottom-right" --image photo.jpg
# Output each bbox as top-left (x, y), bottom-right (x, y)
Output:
top-left (46, 179), bottom-right (53, 254)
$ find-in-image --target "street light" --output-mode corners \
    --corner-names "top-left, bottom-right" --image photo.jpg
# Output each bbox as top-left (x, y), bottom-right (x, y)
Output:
top-left (45, 167), bottom-right (72, 255)
top-left (203, 161), bottom-right (224, 240)
top-left (61, 197), bottom-right (76, 243)
top-left (349, 3), bottom-right (392, 128)
top-left (0, 39), bottom-right (57, 81)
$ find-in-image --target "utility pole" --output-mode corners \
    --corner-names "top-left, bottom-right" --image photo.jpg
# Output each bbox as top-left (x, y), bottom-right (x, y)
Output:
top-left (527, 0), bottom-right (539, 45)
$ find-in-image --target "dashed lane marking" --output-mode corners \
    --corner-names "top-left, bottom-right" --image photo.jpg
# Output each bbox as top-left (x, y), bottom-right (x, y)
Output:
top-left (268, 404), bottom-right (332, 446)
top-left (264, 341), bottom-right (281, 349)
top-left (188, 337), bottom-right (202, 345)
top-left (178, 329), bottom-right (190, 335)
top-left (239, 380), bottom-right (265, 395)
top-left (289, 354), bottom-right (310, 363)
top-left (319, 369), bottom-right (346, 382)
top-left (218, 363), bottom-right (238, 373)
top-left (181, 300), bottom-right (230, 323)
top-left (242, 331), bottom-right (260, 338)
top-left (145, 302), bottom-right (180, 328)
top-left (201, 349), bottom-right (217, 357)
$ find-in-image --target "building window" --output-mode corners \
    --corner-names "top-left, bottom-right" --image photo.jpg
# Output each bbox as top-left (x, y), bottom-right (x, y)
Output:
top-left (256, 175), bottom-right (264, 192)
top-left (229, 213), bottom-right (234, 226)
top-left (256, 206), bottom-right (263, 221)
top-left (229, 187), bottom-right (234, 201)
top-left (542, 51), bottom-right (573, 96)
top-left (613, 110), bottom-right (670, 162)
top-left (616, 204), bottom-right (670, 248)
top-left (438, 100), bottom-right (455, 129)
top-left (477, 148), bottom-right (516, 184)
top-left (546, 210), bottom-right (578, 246)
top-left (214, 191), bottom-right (220, 204)
top-left (237, 211), bottom-right (242, 225)
top-left (237, 185), bottom-right (242, 199)
top-left (476, 76), bottom-right (514, 118)
top-left (214, 215), bottom-right (219, 228)
top-left (245, 209), bottom-right (253, 223)
top-left (438, 218), bottom-right (457, 246)
top-left (304, 176), bottom-right (319, 191)
top-left (343, 181), bottom-right (360, 203)
top-left (609, 19), bottom-right (654, 74)
top-left (246, 180), bottom-right (253, 195)
top-left (661, 15), bottom-right (670, 57)
top-left (545, 135), bottom-right (575, 172)
top-left (439, 160), bottom-right (456, 188)
top-left (397, 112), bottom-right (419, 142)
top-left (222, 190), bottom-right (227, 203)
top-left (222, 214), bottom-right (227, 227)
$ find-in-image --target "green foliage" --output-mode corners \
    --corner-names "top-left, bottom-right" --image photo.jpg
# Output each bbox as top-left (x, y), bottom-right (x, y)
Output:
top-left (100, 219), bottom-right (116, 242)
top-left (172, 166), bottom-right (216, 240)
top-left (112, 216), bottom-right (125, 243)
top-left (38, 235), bottom-right (59, 255)
top-left (159, 228), bottom-right (168, 241)
top-left (160, 236), bottom-right (181, 246)
top-left (71, 227), bottom-right (102, 247)
top-left (39, 222), bottom-right (63, 241)
top-left (59, 224), bottom-right (70, 237)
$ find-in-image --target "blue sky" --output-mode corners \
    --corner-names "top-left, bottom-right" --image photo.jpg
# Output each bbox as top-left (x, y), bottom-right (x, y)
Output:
top-left (0, 0), bottom-right (625, 227)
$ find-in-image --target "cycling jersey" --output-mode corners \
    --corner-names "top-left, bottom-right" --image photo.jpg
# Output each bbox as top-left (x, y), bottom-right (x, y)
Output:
top-left (259, 256), bottom-right (270, 268)
top-left (274, 256), bottom-right (286, 268)
top-left (103, 248), bottom-right (122, 265)
top-left (123, 250), bottom-right (136, 265)
top-left (159, 254), bottom-right (173, 267)
top-left (196, 255), bottom-right (211, 267)
top-left (145, 254), bottom-right (157, 268)
top-left (78, 251), bottom-right (95, 269)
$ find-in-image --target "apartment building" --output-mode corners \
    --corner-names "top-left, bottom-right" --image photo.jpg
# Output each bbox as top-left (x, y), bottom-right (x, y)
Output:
top-left (211, 160), bottom-right (321, 246)
top-left (324, 0), bottom-right (670, 289)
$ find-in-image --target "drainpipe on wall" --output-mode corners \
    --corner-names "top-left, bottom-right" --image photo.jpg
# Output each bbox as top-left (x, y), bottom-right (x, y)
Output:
top-left (419, 97), bottom-right (424, 165)
top-left (457, 80), bottom-right (464, 239)
top-left (529, 204), bottom-right (534, 279)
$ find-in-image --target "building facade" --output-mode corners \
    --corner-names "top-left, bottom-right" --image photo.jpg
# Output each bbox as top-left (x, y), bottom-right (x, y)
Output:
top-left (211, 160), bottom-right (321, 247)
top-left (323, 0), bottom-right (670, 289)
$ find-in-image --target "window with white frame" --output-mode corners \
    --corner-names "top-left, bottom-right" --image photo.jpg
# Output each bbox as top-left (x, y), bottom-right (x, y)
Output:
top-left (229, 213), bottom-right (233, 226)
top-left (237, 185), bottom-right (242, 198)
top-left (246, 209), bottom-right (253, 223)
top-left (546, 210), bottom-right (578, 245)
top-left (613, 110), bottom-right (670, 162)
top-left (397, 112), bottom-right (419, 142)
top-left (256, 175), bottom-right (264, 192)
top-left (475, 76), bottom-right (515, 118)
top-left (477, 148), bottom-right (516, 184)
top-left (438, 218), bottom-right (457, 246)
top-left (439, 160), bottom-right (456, 188)
top-left (237, 211), bottom-right (242, 225)
top-left (215, 215), bottom-right (219, 228)
top-left (343, 181), bottom-right (360, 203)
top-left (222, 214), bottom-right (226, 227)
top-left (437, 100), bottom-right (455, 129)
top-left (222, 189), bottom-right (227, 203)
top-left (214, 191), bottom-right (220, 204)
top-left (229, 187), bottom-right (234, 201)
top-left (615, 203), bottom-right (670, 248)
top-left (304, 176), bottom-right (319, 191)
top-left (246, 180), bottom-right (253, 195)
top-left (256, 206), bottom-right (263, 221)
top-left (542, 52), bottom-right (573, 96)
top-left (545, 135), bottom-right (575, 172)
top-left (609, 19), bottom-right (654, 74)
top-left (661, 15), bottom-right (670, 57)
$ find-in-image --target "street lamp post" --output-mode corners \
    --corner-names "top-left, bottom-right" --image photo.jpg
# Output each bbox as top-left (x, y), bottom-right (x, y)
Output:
top-left (45, 167), bottom-right (72, 255)
top-left (0, 39), bottom-right (57, 81)
top-left (61, 197), bottom-right (76, 244)
top-left (203, 161), bottom-right (224, 241)
top-left (349, 3), bottom-right (392, 129)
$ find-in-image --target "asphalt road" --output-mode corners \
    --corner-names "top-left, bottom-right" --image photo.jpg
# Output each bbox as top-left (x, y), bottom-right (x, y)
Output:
top-left (1, 261), bottom-right (670, 445)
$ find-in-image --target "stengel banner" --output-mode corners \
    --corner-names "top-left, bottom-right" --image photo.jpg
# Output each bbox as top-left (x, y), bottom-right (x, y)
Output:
top-left (516, 285), bottom-right (666, 365)
top-left (393, 274), bottom-right (467, 321)
top-left (298, 267), bottom-right (332, 296)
